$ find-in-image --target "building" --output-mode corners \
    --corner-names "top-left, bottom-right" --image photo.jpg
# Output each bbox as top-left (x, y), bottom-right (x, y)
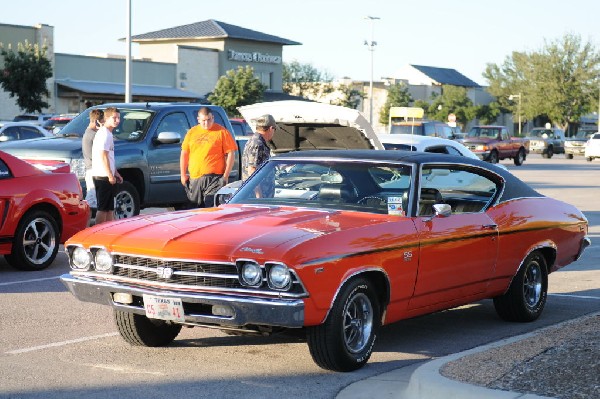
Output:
top-left (0, 20), bottom-right (300, 119)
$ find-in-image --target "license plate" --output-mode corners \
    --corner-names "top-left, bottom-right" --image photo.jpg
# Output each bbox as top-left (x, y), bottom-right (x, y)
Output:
top-left (143, 294), bottom-right (185, 322)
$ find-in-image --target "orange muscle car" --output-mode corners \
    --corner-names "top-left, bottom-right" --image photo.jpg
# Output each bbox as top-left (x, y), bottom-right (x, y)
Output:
top-left (61, 150), bottom-right (589, 371)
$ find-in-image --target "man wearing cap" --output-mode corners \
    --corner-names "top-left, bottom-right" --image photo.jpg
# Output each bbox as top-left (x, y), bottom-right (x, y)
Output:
top-left (242, 114), bottom-right (277, 181)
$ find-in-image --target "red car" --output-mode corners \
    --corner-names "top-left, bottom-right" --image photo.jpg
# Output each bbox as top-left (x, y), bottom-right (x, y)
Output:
top-left (0, 151), bottom-right (89, 270)
top-left (61, 150), bottom-right (589, 371)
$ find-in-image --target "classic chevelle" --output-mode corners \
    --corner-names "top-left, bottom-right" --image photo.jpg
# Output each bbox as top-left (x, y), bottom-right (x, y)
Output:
top-left (61, 150), bottom-right (590, 372)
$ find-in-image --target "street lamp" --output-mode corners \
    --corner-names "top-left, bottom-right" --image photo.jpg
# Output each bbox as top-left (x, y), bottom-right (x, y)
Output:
top-left (364, 16), bottom-right (380, 125)
top-left (509, 93), bottom-right (522, 135)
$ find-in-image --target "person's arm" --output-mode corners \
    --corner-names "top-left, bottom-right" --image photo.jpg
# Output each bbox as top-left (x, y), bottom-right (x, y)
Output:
top-left (180, 150), bottom-right (190, 186)
top-left (222, 151), bottom-right (235, 183)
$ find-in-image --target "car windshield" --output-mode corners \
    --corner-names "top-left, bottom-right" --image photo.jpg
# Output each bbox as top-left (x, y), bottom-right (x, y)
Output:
top-left (59, 108), bottom-right (155, 141)
top-left (467, 127), bottom-right (499, 138)
top-left (228, 159), bottom-right (413, 215)
top-left (573, 130), bottom-right (596, 139)
top-left (390, 124), bottom-right (424, 135)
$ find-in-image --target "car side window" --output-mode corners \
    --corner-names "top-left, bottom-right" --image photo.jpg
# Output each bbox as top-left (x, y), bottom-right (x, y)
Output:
top-left (20, 126), bottom-right (44, 139)
top-left (0, 159), bottom-right (11, 179)
top-left (157, 112), bottom-right (189, 136)
top-left (419, 166), bottom-right (499, 216)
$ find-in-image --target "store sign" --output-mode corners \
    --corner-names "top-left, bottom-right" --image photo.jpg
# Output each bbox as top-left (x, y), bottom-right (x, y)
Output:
top-left (227, 50), bottom-right (281, 64)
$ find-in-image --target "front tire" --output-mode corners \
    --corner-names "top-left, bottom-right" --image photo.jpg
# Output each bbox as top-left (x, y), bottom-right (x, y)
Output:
top-left (114, 310), bottom-right (182, 346)
top-left (494, 251), bottom-right (548, 322)
top-left (307, 277), bottom-right (380, 372)
top-left (542, 146), bottom-right (553, 159)
top-left (565, 153), bottom-right (574, 159)
top-left (5, 210), bottom-right (60, 271)
top-left (513, 148), bottom-right (525, 166)
top-left (114, 181), bottom-right (140, 219)
top-left (488, 150), bottom-right (499, 164)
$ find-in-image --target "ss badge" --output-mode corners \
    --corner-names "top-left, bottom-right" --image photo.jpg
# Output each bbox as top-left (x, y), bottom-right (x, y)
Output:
top-left (403, 251), bottom-right (413, 262)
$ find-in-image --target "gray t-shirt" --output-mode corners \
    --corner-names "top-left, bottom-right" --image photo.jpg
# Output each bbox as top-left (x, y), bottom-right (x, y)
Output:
top-left (82, 127), bottom-right (96, 170)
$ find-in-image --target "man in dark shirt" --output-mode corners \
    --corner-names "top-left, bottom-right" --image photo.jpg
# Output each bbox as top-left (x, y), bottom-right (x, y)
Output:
top-left (82, 109), bottom-right (104, 209)
top-left (241, 114), bottom-right (277, 198)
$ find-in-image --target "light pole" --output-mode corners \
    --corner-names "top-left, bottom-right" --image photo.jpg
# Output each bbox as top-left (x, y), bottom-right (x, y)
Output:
top-left (364, 16), bottom-right (380, 125)
top-left (509, 93), bottom-right (522, 135)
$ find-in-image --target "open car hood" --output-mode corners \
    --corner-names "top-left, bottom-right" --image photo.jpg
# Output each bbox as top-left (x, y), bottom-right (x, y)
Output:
top-left (238, 100), bottom-right (384, 153)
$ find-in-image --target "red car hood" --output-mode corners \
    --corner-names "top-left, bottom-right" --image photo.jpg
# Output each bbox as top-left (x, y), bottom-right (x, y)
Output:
top-left (67, 205), bottom-right (388, 261)
top-left (462, 137), bottom-right (495, 145)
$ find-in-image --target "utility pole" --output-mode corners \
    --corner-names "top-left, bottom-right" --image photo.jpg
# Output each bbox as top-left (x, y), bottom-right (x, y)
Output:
top-left (364, 16), bottom-right (380, 125)
top-left (125, 0), bottom-right (132, 103)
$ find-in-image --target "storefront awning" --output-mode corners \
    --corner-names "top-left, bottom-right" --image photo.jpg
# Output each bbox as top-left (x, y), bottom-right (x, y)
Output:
top-left (56, 79), bottom-right (202, 99)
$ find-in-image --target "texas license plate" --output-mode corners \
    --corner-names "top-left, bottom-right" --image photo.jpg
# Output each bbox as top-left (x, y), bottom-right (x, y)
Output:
top-left (143, 294), bottom-right (185, 322)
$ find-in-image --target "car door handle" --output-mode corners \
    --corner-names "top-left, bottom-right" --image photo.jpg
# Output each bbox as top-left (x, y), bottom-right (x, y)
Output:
top-left (482, 224), bottom-right (498, 230)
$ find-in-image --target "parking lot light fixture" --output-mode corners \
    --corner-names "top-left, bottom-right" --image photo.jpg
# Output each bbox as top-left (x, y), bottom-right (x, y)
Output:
top-left (364, 16), bottom-right (380, 125)
top-left (509, 93), bottom-right (522, 135)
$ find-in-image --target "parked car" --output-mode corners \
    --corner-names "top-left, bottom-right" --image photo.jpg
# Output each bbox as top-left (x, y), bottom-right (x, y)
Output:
top-left (229, 118), bottom-right (253, 136)
top-left (0, 122), bottom-right (53, 143)
top-left (389, 119), bottom-right (460, 140)
top-left (462, 125), bottom-right (529, 165)
top-left (42, 114), bottom-right (77, 134)
top-left (377, 133), bottom-right (477, 158)
top-left (0, 150), bottom-right (89, 270)
top-left (524, 127), bottom-right (565, 158)
top-left (61, 150), bottom-right (589, 372)
top-left (584, 132), bottom-right (600, 161)
top-left (564, 129), bottom-right (596, 159)
top-left (13, 113), bottom-right (55, 125)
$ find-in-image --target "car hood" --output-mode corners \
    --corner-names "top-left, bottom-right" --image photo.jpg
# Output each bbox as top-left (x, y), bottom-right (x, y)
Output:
top-left (0, 136), bottom-right (83, 159)
top-left (68, 204), bottom-right (388, 264)
top-left (238, 100), bottom-right (384, 153)
top-left (462, 137), bottom-right (495, 145)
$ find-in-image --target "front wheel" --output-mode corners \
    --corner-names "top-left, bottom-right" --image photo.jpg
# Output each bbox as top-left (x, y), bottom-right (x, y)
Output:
top-left (5, 210), bottom-right (60, 271)
top-left (307, 277), bottom-right (380, 372)
top-left (114, 181), bottom-right (140, 219)
top-left (114, 310), bottom-right (182, 346)
top-left (493, 251), bottom-right (548, 322)
top-left (488, 150), bottom-right (499, 164)
top-left (513, 148), bottom-right (525, 166)
top-left (542, 146), bottom-right (553, 159)
top-left (587, 157), bottom-right (593, 162)
top-left (565, 153), bottom-right (574, 159)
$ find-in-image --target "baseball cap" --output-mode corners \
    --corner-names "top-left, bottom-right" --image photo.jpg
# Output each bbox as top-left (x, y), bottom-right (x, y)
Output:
top-left (254, 114), bottom-right (277, 129)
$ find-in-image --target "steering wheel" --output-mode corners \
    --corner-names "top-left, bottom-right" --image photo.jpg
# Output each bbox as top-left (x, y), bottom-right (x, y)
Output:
top-left (357, 195), bottom-right (388, 207)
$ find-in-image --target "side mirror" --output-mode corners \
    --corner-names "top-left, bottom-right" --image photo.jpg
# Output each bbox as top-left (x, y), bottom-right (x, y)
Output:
top-left (154, 131), bottom-right (181, 144)
top-left (433, 203), bottom-right (452, 217)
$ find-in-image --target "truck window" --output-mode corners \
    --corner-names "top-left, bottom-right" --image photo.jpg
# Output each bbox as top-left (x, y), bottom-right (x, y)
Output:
top-left (157, 112), bottom-right (189, 136)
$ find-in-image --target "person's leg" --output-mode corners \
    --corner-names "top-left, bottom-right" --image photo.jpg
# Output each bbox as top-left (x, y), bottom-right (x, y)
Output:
top-left (94, 177), bottom-right (114, 224)
top-left (84, 169), bottom-right (97, 209)
top-left (202, 174), bottom-right (225, 208)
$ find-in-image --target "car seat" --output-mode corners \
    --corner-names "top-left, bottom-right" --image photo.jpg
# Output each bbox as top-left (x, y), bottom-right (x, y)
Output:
top-left (418, 187), bottom-right (444, 216)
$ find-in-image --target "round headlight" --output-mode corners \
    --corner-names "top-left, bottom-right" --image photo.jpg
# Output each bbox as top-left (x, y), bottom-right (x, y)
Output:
top-left (268, 264), bottom-right (291, 290)
top-left (71, 247), bottom-right (91, 270)
top-left (241, 262), bottom-right (262, 286)
top-left (94, 249), bottom-right (113, 273)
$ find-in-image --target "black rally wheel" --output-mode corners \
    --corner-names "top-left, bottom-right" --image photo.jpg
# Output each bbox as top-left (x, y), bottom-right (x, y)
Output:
top-left (307, 277), bottom-right (381, 372)
top-left (5, 210), bottom-right (60, 271)
top-left (113, 310), bottom-right (182, 347)
top-left (494, 251), bottom-right (548, 322)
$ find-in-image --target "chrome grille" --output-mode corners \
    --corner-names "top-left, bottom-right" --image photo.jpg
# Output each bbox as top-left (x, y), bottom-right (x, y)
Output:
top-left (113, 254), bottom-right (241, 289)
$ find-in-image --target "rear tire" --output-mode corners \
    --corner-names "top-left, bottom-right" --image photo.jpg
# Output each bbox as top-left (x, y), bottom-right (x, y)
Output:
top-left (307, 277), bottom-right (380, 372)
top-left (587, 157), bottom-right (593, 162)
top-left (494, 251), bottom-right (548, 322)
top-left (114, 310), bottom-right (182, 346)
top-left (5, 210), bottom-right (60, 271)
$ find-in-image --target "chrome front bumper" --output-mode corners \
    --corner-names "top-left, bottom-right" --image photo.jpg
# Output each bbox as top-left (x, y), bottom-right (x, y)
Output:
top-left (575, 236), bottom-right (592, 261)
top-left (61, 274), bottom-right (305, 328)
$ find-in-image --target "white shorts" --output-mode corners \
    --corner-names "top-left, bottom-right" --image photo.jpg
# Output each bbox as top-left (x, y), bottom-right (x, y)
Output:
top-left (85, 169), bottom-right (97, 208)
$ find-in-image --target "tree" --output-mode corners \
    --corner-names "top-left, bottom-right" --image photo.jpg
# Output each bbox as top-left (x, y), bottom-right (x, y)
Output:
top-left (424, 85), bottom-right (476, 127)
top-left (483, 34), bottom-right (600, 132)
top-left (378, 82), bottom-right (412, 125)
top-left (0, 40), bottom-right (52, 113)
top-left (207, 66), bottom-right (266, 117)
top-left (282, 61), bottom-right (334, 100)
top-left (330, 83), bottom-right (365, 109)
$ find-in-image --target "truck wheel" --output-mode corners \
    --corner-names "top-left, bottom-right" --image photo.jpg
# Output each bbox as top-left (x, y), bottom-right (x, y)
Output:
top-left (488, 151), bottom-right (499, 164)
top-left (306, 277), bottom-right (380, 372)
top-left (587, 157), bottom-right (593, 162)
top-left (542, 146), bottom-right (553, 159)
top-left (5, 210), bottom-right (60, 271)
top-left (513, 148), bottom-right (525, 166)
top-left (114, 181), bottom-right (140, 219)
top-left (114, 310), bottom-right (182, 346)
top-left (565, 153), bottom-right (573, 159)
top-left (493, 251), bottom-right (547, 322)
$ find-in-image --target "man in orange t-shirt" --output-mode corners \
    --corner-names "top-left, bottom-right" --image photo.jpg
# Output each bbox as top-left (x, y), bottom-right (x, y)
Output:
top-left (180, 107), bottom-right (238, 207)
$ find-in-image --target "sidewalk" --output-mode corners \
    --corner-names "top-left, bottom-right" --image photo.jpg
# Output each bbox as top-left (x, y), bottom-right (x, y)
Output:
top-left (337, 312), bottom-right (599, 399)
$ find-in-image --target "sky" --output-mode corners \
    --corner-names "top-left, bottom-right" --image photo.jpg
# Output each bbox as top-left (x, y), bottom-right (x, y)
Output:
top-left (4, 0), bottom-right (600, 86)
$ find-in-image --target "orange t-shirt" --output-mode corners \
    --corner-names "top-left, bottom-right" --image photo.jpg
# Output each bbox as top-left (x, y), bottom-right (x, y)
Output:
top-left (181, 123), bottom-right (238, 178)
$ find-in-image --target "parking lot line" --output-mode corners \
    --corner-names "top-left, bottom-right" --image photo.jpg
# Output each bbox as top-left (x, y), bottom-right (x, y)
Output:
top-left (0, 276), bottom-right (60, 286)
top-left (549, 293), bottom-right (600, 300)
top-left (5, 332), bottom-right (119, 355)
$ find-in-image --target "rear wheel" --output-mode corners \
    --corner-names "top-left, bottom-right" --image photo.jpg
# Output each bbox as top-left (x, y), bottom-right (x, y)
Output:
top-left (513, 148), bottom-right (525, 166)
top-left (114, 181), bottom-right (140, 219)
top-left (5, 210), bottom-right (60, 271)
top-left (307, 277), bottom-right (380, 372)
top-left (494, 251), bottom-right (548, 322)
top-left (114, 310), bottom-right (182, 346)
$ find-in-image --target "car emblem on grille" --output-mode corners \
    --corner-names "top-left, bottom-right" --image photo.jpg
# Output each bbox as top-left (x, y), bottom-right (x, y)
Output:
top-left (156, 267), bottom-right (174, 279)
top-left (240, 247), bottom-right (263, 254)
